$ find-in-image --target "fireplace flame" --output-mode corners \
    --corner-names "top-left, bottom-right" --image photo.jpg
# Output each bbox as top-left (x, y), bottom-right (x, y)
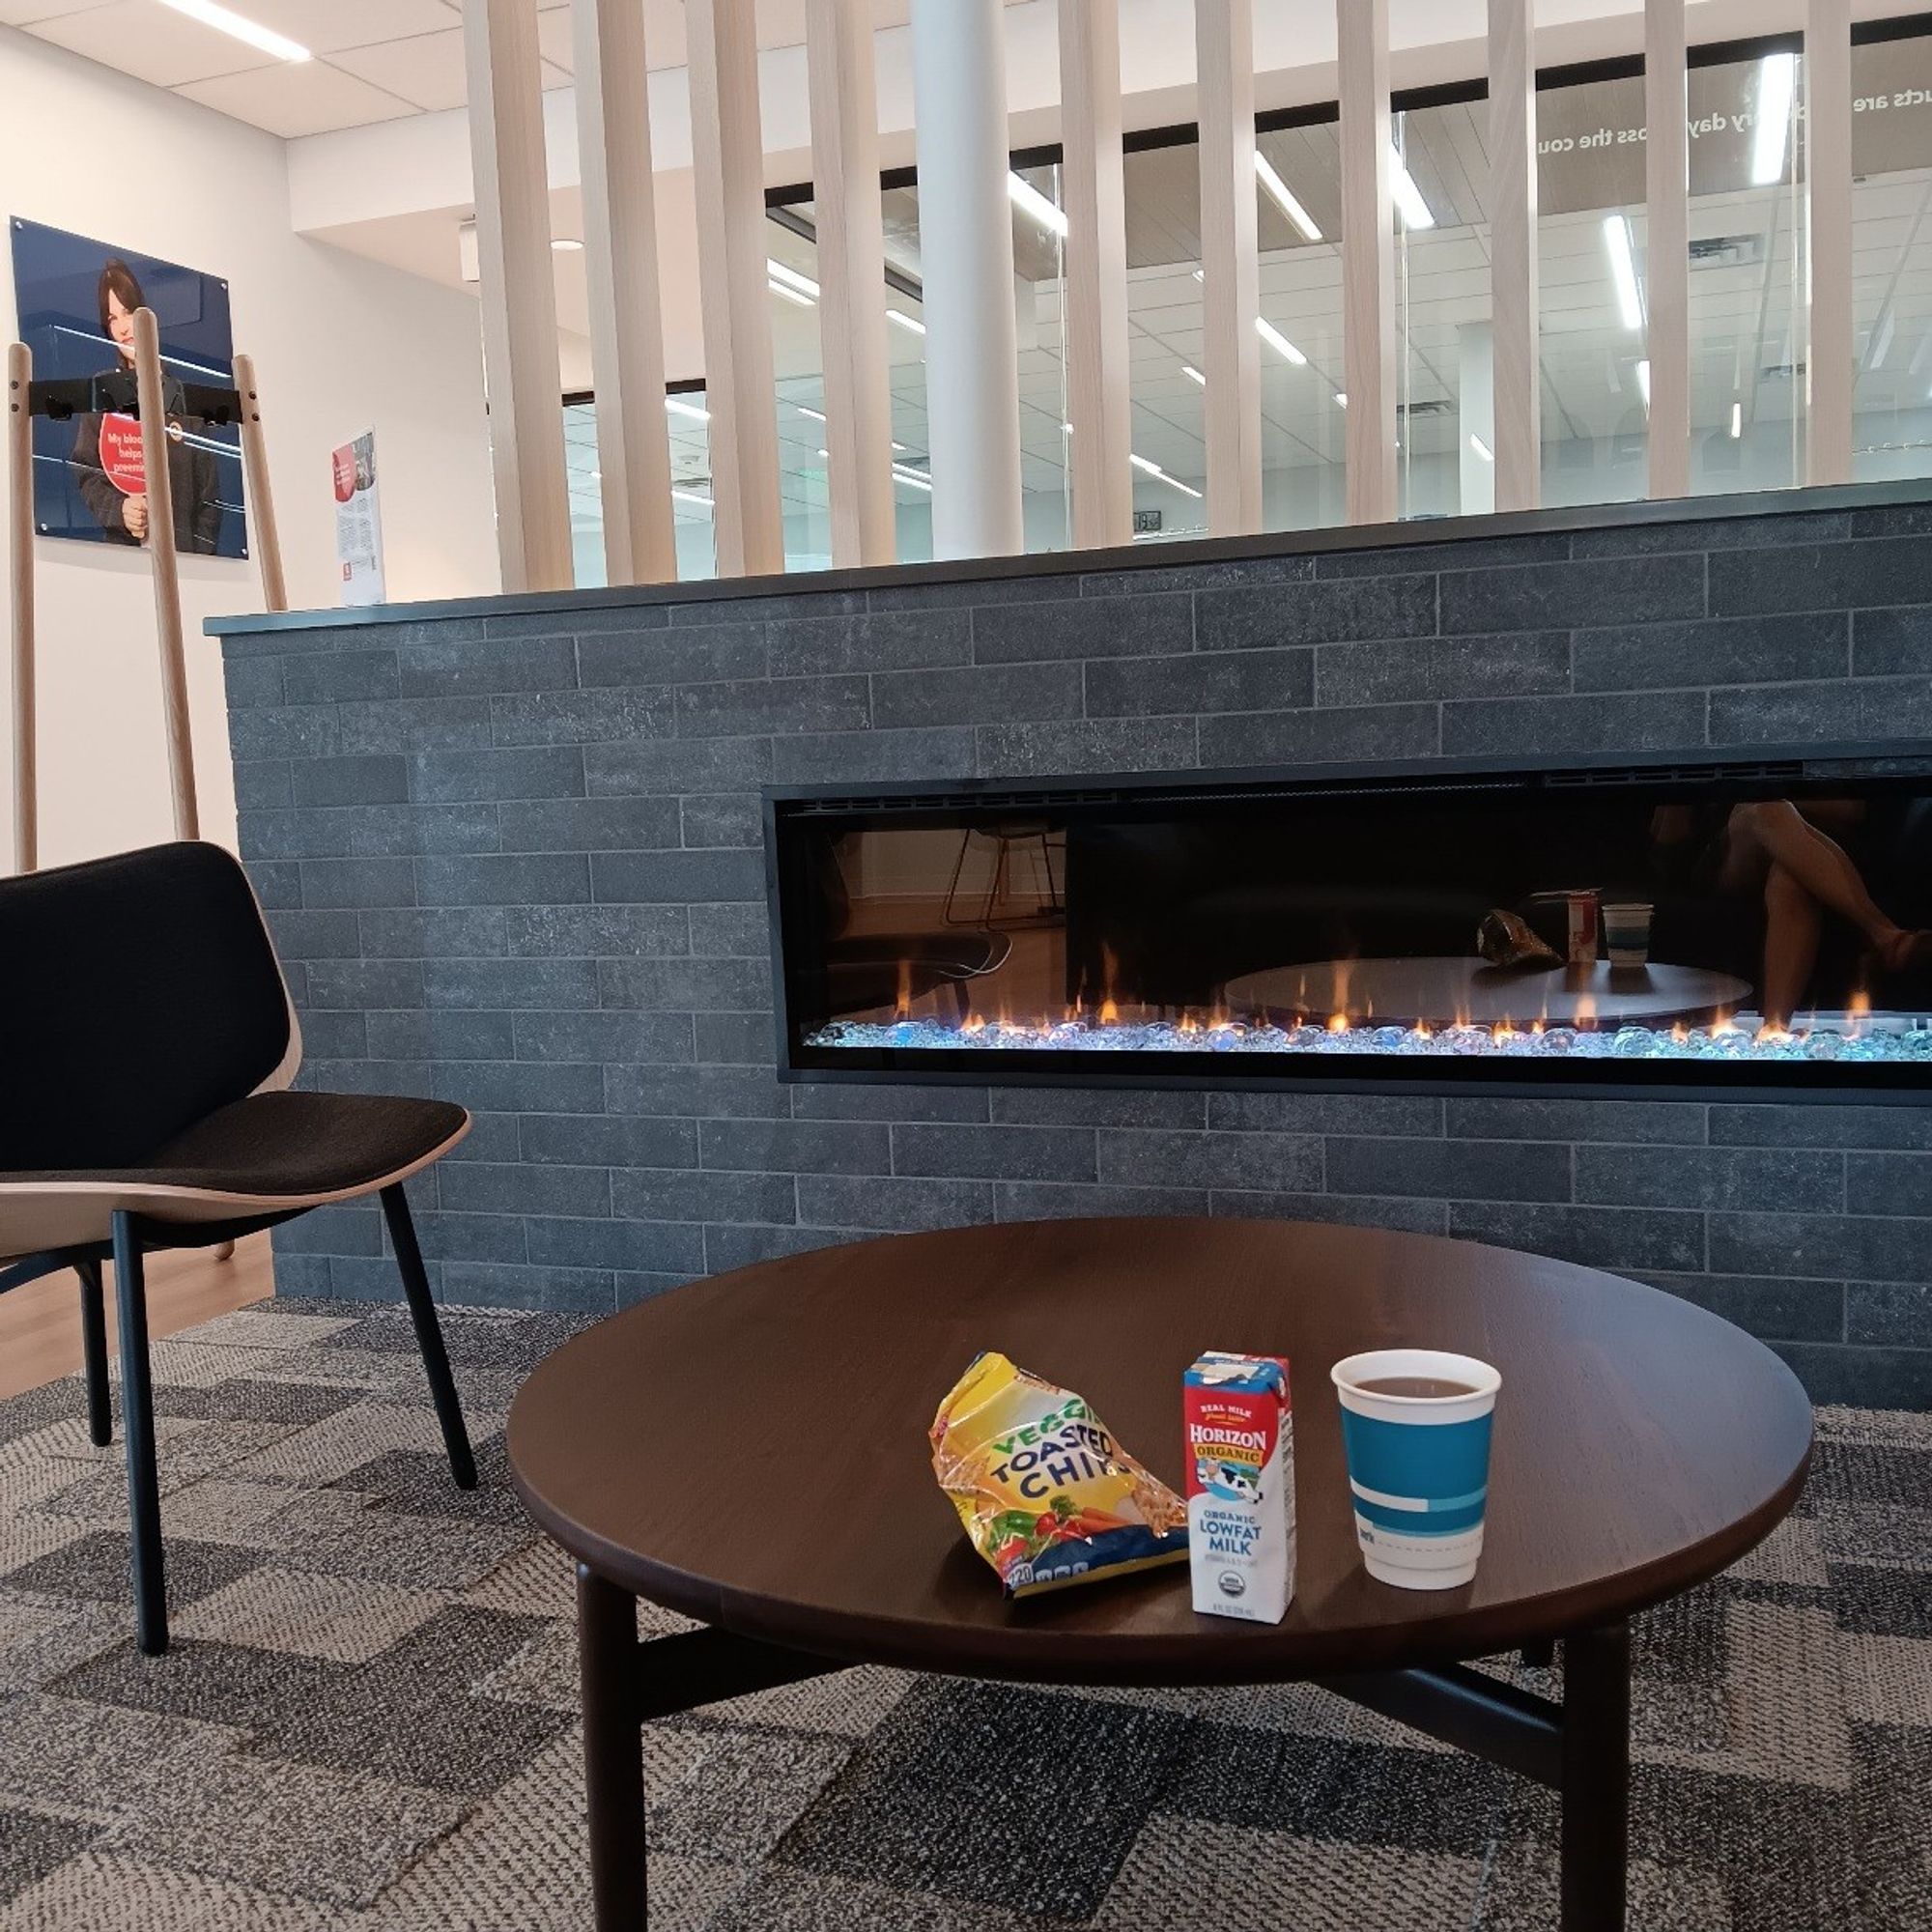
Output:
top-left (961, 1013), bottom-right (986, 1035)
top-left (895, 958), bottom-right (913, 1021)
top-left (1326, 1012), bottom-right (1350, 1035)
top-left (1098, 996), bottom-right (1119, 1025)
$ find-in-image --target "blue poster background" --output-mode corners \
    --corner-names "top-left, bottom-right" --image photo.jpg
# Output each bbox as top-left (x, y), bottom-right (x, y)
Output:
top-left (9, 216), bottom-right (246, 557)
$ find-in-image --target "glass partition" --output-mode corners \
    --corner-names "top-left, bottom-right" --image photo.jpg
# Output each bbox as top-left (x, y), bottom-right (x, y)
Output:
top-left (561, 25), bottom-right (1932, 582)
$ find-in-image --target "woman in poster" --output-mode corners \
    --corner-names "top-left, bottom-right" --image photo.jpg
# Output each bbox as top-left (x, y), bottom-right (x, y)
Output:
top-left (69, 259), bottom-right (222, 553)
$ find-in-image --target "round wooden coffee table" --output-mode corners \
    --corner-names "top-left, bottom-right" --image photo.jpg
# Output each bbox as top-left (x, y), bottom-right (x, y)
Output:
top-left (507, 1217), bottom-right (1812, 1932)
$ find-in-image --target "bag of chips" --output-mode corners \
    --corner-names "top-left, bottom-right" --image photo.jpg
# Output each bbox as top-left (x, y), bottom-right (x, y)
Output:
top-left (930, 1351), bottom-right (1189, 1598)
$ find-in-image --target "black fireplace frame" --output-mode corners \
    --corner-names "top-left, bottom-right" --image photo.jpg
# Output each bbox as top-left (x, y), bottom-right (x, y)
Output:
top-left (764, 742), bottom-right (1932, 1105)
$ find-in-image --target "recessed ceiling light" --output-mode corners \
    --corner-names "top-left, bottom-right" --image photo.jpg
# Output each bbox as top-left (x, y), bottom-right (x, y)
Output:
top-left (1468, 433), bottom-right (1494, 462)
top-left (1729, 400), bottom-right (1744, 439)
top-left (766, 260), bottom-right (820, 299)
top-left (1255, 317), bottom-right (1307, 365)
top-left (1390, 152), bottom-right (1435, 230)
top-left (156, 0), bottom-right (309, 61)
top-left (1635, 358), bottom-right (1652, 411)
top-left (768, 279), bottom-right (815, 307)
top-left (1254, 153), bottom-right (1322, 242)
top-left (1007, 172), bottom-right (1068, 239)
top-left (1334, 392), bottom-right (1349, 409)
top-left (892, 465), bottom-right (933, 492)
top-left (552, 238), bottom-right (584, 253)
top-left (1751, 53), bottom-right (1797, 185)
top-left (666, 396), bottom-right (710, 422)
top-left (1180, 364), bottom-right (1207, 386)
top-left (1129, 452), bottom-right (1203, 499)
top-left (1603, 213), bottom-right (1643, 332)
top-left (794, 404), bottom-right (828, 423)
top-left (887, 308), bottom-right (927, 336)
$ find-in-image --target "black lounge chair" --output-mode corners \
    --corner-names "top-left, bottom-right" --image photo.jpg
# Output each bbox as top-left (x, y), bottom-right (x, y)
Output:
top-left (0, 840), bottom-right (476, 1655)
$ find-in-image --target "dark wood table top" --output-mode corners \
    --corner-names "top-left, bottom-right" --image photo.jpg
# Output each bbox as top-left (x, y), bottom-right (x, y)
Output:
top-left (507, 1217), bottom-right (1812, 1685)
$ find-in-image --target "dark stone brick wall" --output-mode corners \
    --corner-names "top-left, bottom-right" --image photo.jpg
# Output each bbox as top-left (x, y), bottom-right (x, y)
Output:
top-left (218, 495), bottom-right (1932, 1406)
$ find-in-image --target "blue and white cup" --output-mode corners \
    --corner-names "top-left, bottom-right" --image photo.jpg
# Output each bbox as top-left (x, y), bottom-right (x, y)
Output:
top-left (1331, 1349), bottom-right (1501, 1590)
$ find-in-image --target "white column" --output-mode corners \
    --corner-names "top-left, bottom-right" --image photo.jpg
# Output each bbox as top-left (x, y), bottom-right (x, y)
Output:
top-left (910, 0), bottom-right (1023, 558)
top-left (1459, 322), bottom-right (1497, 516)
top-left (1805, 0), bottom-right (1854, 486)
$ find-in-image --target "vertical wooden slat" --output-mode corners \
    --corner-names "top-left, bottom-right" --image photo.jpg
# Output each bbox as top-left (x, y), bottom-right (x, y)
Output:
top-left (232, 353), bottom-right (288, 611)
top-left (687, 0), bottom-right (785, 578)
top-left (806, 0), bottom-right (895, 567)
top-left (1338, 0), bottom-right (1397, 525)
top-left (1489, 0), bottom-right (1540, 511)
top-left (7, 342), bottom-right (34, 873)
top-left (1194, 0), bottom-right (1263, 536)
top-left (575, 0), bottom-right (677, 585)
top-left (1644, 0), bottom-right (1690, 498)
top-left (462, 0), bottom-right (574, 594)
top-left (1806, 0), bottom-right (1854, 486)
top-left (1059, 0), bottom-right (1132, 548)
top-left (132, 308), bottom-right (197, 843)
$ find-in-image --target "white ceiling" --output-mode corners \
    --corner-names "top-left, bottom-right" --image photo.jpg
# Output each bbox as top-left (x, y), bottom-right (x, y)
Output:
top-left (0, 0), bottom-right (942, 139)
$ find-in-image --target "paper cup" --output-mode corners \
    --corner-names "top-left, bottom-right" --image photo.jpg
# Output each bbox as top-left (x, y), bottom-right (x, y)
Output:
top-left (1331, 1350), bottom-right (1500, 1590)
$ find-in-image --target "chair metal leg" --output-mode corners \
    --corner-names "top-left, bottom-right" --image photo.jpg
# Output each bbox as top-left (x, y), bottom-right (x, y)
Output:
top-left (75, 1259), bottom-right (113, 1447)
top-left (578, 1563), bottom-right (647, 1930)
top-left (379, 1184), bottom-right (476, 1491)
top-left (110, 1213), bottom-right (167, 1656)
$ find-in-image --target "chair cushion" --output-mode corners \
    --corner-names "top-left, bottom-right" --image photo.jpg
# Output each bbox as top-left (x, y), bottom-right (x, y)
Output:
top-left (1, 1091), bottom-right (469, 1203)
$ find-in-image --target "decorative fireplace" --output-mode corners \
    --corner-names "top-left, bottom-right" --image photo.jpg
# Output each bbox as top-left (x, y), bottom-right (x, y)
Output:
top-left (768, 751), bottom-right (1932, 1098)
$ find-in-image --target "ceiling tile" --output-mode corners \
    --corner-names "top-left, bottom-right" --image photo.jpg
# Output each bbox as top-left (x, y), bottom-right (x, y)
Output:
top-left (0, 0), bottom-right (115, 22)
top-left (330, 26), bottom-right (568, 113)
top-left (24, 0), bottom-right (279, 85)
top-left (177, 59), bottom-right (419, 137)
top-left (233, 0), bottom-right (460, 58)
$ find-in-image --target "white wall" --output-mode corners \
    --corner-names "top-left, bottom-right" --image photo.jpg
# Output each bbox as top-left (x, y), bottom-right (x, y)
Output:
top-left (0, 26), bottom-right (498, 872)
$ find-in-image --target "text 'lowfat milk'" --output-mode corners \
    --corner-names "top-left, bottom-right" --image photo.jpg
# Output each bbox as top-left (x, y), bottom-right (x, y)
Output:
top-left (1183, 1351), bottom-right (1294, 1623)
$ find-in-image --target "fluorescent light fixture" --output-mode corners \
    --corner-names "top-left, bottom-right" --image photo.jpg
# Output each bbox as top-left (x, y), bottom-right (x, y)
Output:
top-left (1255, 316), bottom-right (1307, 365)
top-left (1180, 363), bottom-right (1207, 386)
top-left (1603, 213), bottom-right (1643, 331)
top-left (1007, 171), bottom-right (1068, 239)
top-left (1729, 400), bottom-right (1744, 439)
top-left (1468, 433), bottom-right (1494, 463)
top-left (1129, 452), bottom-right (1204, 499)
top-left (892, 465), bottom-right (933, 492)
top-left (892, 440), bottom-right (910, 454)
top-left (1750, 52), bottom-right (1797, 185)
top-left (1390, 152), bottom-right (1435, 230)
top-left (794, 404), bottom-right (827, 423)
top-left (1636, 357), bottom-right (1652, 410)
top-left (1192, 267), bottom-right (1205, 282)
top-left (1254, 153), bottom-right (1322, 242)
top-left (671, 488), bottom-right (713, 510)
top-left (551, 237), bottom-right (584, 253)
top-left (1334, 392), bottom-right (1348, 408)
top-left (887, 307), bottom-right (927, 336)
top-left (768, 279), bottom-right (815, 307)
top-left (156, 0), bottom-right (309, 61)
top-left (766, 260), bottom-right (820, 298)
top-left (666, 396), bottom-right (710, 422)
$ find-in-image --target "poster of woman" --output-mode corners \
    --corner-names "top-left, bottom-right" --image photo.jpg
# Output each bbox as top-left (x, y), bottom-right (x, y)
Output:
top-left (9, 216), bottom-right (246, 557)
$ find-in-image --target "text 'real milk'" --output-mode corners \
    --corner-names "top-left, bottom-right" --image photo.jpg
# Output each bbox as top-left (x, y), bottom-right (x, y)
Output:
top-left (1183, 1352), bottom-right (1294, 1623)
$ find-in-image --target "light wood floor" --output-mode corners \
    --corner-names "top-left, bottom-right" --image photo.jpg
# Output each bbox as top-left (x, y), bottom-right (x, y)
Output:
top-left (0, 1236), bottom-right (273, 1402)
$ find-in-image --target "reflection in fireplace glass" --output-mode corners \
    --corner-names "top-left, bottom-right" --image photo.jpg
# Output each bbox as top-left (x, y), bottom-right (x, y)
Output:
top-left (771, 763), bottom-right (1932, 1091)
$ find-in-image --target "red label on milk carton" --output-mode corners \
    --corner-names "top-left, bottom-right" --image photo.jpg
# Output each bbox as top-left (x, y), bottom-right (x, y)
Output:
top-left (1184, 1352), bottom-right (1293, 1623)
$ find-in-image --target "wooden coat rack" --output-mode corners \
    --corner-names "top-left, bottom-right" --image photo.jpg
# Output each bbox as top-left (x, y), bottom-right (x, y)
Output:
top-left (8, 307), bottom-right (287, 872)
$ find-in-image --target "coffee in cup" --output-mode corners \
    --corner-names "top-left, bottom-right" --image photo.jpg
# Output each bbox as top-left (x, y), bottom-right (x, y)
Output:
top-left (1330, 1349), bottom-right (1500, 1590)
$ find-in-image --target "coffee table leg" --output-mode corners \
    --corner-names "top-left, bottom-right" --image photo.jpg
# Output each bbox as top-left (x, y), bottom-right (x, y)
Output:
top-left (1559, 1621), bottom-right (1631, 1932)
top-left (577, 1562), bottom-right (647, 1930)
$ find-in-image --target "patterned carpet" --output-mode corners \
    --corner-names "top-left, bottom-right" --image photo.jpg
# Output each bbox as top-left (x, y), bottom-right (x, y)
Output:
top-left (0, 1295), bottom-right (1925, 1931)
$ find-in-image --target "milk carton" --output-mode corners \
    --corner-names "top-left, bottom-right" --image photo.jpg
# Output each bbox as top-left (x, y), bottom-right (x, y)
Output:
top-left (1184, 1351), bottom-right (1293, 1623)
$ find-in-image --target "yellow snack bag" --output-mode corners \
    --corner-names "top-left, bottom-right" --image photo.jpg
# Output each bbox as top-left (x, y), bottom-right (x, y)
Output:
top-left (930, 1351), bottom-right (1189, 1598)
